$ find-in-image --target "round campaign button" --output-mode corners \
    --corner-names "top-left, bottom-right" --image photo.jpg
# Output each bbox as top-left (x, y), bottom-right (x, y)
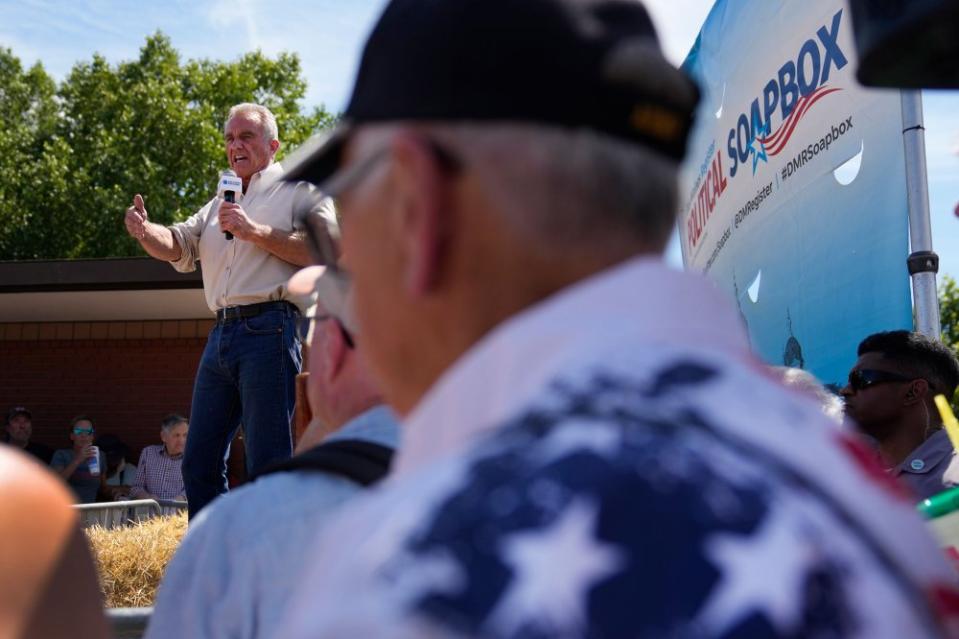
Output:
top-left (910, 459), bottom-right (926, 471)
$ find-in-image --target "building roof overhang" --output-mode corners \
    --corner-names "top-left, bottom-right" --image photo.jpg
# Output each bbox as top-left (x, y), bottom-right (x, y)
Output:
top-left (0, 258), bottom-right (210, 322)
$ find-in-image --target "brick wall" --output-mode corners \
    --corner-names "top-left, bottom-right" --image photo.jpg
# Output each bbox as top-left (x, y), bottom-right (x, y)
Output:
top-left (0, 319), bottom-right (213, 462)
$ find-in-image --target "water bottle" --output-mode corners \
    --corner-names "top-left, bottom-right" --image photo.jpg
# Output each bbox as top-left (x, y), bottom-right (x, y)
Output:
top-left (88, 445), bottom-right (101, 476)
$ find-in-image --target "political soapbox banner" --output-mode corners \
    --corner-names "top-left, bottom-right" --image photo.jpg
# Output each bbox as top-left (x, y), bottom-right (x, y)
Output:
top-left (679, 0), bottom-right (912, 388)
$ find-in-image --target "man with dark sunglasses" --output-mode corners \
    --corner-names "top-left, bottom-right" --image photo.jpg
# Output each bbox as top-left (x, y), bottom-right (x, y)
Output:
top-left (50, 416), bottom-right (107, 503)
top-left (842, 330), bottom-right (959, 499)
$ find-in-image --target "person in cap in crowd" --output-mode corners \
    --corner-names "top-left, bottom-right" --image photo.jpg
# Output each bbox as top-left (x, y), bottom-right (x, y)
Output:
top-left (130, 414), bottom-right (189, 502)
top-left (95, 433), bottom-right (138, 500)
top-left (50, 416), bottom-right (107, 504)
top-left (773, 366), bottom-right (845, 425)
top-left (146, 266), bottom-right (398, 639)
top-left (841, 330), bottom-right (959, 500)
top-left (123, 102), bottom-right (337, 518)
top-left (273, 0), bottom-right (959, 636)
top-left (0, 447), bottom-right (109, 638)
top-left (2, 406), bottom-right (53, 465)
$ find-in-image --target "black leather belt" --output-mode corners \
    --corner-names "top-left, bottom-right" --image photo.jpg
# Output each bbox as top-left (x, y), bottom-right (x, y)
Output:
top-left (216, 301), bottom-right (298, 323)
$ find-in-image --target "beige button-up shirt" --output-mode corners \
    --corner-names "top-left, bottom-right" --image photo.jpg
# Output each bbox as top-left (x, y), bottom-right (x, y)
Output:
top-left (168, 162), bottom-right (335, 313)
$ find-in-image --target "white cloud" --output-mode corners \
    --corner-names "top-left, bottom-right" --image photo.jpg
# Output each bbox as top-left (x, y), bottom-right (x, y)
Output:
top-left (207, 0), bottom-right (261, 50)
top-left (644, 0), bottom-right (715, 65)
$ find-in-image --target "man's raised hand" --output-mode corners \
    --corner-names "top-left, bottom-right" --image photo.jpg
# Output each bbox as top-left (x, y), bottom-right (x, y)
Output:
top-left (124, 194), bottom-right (149, 240)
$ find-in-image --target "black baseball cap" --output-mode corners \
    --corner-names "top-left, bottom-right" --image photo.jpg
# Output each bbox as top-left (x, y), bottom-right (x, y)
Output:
top-left (6, 406), bottom-right (31, 423)
top-left (283, 0), bottom-right (699, 186)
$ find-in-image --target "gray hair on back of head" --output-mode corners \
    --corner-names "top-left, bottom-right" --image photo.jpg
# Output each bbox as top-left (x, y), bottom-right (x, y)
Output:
top-left (226, 103), bottom-right (279, 142)
top-left (774, 366), bottom-right (844, 424)
top-left (421, 123), bottom-right (680, 252)
top-left (160, 413), bottom-right (189, 432)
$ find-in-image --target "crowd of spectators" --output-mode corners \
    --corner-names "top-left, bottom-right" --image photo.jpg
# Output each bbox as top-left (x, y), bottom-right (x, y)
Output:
top-left (2, 411), bottom-right (188, 505)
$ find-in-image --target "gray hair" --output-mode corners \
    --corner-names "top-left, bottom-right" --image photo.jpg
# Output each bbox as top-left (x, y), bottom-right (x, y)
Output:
top-left (226, 103), bottom-right (279, 142)
top-left (160, 414), bottom-right (189, 432)
top-left (421, 123), bottom-right (679, 252)
top-left (774, 367), bottom-right (844, 424)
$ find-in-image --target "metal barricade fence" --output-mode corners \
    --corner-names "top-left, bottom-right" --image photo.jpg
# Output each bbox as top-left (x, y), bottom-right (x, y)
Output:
top-left (74, 499), bottom-right (187, 529)
top-left (107, 607), bottom-right (153, 639)
top-left (74, 499), bottom-right (162, 529)
top-left (155, 499), bottom-right (188, 517)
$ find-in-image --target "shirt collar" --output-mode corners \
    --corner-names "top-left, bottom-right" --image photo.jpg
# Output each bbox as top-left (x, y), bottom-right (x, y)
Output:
top-left (393, 256), bottom-right (750, 477)
top-left (159, 446), bottom-right (184, 460)
top-left (327, 405), bottom-right (400, 449)
top-left (247, 161), bottom-right (283, 195)
top-left (894, 428), bottom-right (953, 476)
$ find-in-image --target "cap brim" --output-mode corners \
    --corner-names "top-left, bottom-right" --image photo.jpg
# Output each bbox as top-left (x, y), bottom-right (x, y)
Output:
top-left (280, 123), bottom-right (352, 186)
top-left (288, 266), bottom-right (356, 333)
top-left (288, 265), bottom-right (326, 296)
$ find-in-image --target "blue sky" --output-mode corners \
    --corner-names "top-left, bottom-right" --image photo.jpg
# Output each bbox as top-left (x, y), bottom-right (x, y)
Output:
top-left (2, 0), bottom-right (957, 278)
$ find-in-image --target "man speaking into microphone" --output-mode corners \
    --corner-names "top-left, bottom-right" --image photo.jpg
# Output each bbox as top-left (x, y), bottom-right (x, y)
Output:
top-left (123, 103), bottom-right (335, 517)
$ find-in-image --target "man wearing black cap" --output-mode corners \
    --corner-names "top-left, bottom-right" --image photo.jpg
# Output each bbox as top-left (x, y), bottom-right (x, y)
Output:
top-left (277, 0), bottom-right (959, 636)
top-left (2, 407), bottom-right (52, 465)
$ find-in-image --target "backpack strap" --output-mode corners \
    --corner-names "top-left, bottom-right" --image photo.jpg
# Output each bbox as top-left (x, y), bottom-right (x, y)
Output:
top-left (252, 439), bottom-right (394, 487)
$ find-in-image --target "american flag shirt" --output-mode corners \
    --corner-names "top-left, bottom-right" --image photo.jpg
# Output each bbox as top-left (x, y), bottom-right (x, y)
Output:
top-left (278, 258), bottom-right (959, 638)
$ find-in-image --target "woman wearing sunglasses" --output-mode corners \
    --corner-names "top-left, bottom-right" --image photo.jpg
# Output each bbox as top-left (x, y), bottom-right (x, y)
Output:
top-left (49, 416), bottom-right (108, 503)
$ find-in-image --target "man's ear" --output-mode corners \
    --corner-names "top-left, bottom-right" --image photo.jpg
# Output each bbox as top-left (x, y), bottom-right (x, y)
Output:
top-left (319, 319), bottom-right (348, 382)
top-left (389, 132), bottom-right (450, 296)
top-left (270, 139), bottom-right (281, 156)
top-left (904, 378), bottom-right (930, 405)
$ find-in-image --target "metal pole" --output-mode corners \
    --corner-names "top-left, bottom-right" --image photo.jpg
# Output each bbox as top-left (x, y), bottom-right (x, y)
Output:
top-left (901, 90), bottom-right (941, 339)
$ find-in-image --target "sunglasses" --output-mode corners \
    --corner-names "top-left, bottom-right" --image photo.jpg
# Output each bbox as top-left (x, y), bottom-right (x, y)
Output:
top-left (73, 427), bottom-right (95, 435)
top-left (295, 314), bottom-right (355, 349)
top-left (847, 369), bottom-right (915, 392)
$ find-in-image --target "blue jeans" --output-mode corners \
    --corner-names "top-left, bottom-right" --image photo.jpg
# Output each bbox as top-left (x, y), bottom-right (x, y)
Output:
top-left (183, 304), bottom-right (301, 517)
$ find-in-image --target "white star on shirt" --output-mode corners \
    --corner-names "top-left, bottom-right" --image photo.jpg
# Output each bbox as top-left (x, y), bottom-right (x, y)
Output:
top-left (695, 502), bottom-right (814, 635)
top-left (487, 498), bottom-right (625, 636)
top-left (533, 420), bottom-right (622, 465)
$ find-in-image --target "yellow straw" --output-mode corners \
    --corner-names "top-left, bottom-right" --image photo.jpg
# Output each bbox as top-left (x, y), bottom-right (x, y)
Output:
top-left (934, 394), bottom-right (959, 453)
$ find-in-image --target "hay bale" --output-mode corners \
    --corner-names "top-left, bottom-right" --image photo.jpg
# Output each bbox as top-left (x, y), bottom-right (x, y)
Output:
top-left (85, 513), bottom-right (187, 608)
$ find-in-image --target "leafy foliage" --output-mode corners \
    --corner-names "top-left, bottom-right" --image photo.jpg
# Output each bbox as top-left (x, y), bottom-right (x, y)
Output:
top-left (939, 275), bottom-right (959, 408)
top-left (941, 275), bottom-right (959, 354)
top-left (0, 33), bottom-right (335, 259)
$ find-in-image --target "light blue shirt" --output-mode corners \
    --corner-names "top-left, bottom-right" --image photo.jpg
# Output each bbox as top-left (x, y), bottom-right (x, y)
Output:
top-left (146, 406), bottom-right (399, 639)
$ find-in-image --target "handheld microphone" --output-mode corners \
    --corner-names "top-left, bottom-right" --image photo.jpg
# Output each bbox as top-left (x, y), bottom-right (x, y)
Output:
top-left (218, 169), bottom-right (243, 240)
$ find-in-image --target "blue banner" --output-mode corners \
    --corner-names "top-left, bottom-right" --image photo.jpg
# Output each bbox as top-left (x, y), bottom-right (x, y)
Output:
top-left (678, 0), bottom-right (912, 389)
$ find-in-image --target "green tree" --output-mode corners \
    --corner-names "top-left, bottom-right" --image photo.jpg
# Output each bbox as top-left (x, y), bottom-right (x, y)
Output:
top-left (941, 275), bottom-right (959, 353)
top-left (0, 33), bottom-right (335, 260)
top-left (939, 275), bottom-right (959, 408)
top-left (0, 47), bottom-right (70, 258)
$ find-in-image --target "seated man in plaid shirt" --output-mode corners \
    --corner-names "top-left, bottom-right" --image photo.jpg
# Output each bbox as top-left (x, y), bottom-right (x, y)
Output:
top-left (131, 414), bottom-right (188, 501)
